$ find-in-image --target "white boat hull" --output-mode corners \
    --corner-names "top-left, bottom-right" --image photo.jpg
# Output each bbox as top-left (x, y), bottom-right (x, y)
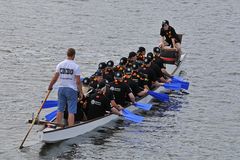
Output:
top-left (38, 53), bottom-right (187, 143)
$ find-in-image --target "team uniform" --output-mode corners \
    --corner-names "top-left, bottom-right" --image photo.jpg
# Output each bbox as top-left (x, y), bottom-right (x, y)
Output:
top-left (160, 26), bottom-right (180, 47)
top-left (139, 66), bottom-right (158, 89)
top-left (86, 92), bottom-right (112, 120)
top-left (109, 81), bottom-right (132, 107)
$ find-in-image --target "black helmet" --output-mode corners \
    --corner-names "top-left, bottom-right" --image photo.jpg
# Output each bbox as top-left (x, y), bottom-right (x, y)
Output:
top-left (119, 57), bottom-right (128, 65)
top-left (114, 71), bottom-right (123, 78)
top-left (144, 57), bottom-right (152, 64)
top-left (96, 81), bottom-right (106, 90)
top-left (147, 52), bottom-right (154, 61)
top-left (98, 62), bottom-right (107, 69)
top-left (94, 71), bottom-right (102, 77)
top-left (137, 47), bottom-right (146, 53)
top-left (162, 20), bottom-right (169, 27)
top-left (153, 47), bottom-right (161, 54)
top-left (125, 67), bottom-right (132, 75)
top-left (128, 51), bottom-right (137, 58)
top-left (107, 60), bottom-right (114, 67)
top-left (132, 63), bottom-right (139, 70)
top-left (82, 77), bottom-right (90, 85)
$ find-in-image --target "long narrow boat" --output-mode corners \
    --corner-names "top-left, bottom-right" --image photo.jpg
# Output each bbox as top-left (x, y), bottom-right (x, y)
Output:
top-left (37, 51), bottom-right (187, 143)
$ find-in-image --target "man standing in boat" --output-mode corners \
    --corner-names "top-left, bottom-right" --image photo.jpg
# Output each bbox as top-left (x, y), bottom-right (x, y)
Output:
top-left (159, 20), bottom-right (182, 64)
top-left (48, 48), bottom-right (84, 127)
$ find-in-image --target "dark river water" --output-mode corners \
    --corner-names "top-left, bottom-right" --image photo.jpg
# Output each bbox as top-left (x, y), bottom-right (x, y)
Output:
top-left (0, 0), bottom-right (240, 159)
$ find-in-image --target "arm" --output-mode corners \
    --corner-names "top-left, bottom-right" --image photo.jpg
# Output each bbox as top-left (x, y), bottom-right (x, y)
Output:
top-left (128, 92), bottom-right (135, 103)
top-left (111, 107), bottom-right (122, 116)
top-left (76, 75), bottom-right (84, 99)
top-left (48, 72), bottom-right (59, 90)
top-left (161, 68), bottom-right (173, 78)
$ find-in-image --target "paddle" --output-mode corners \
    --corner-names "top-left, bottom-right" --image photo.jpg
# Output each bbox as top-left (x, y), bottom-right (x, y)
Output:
top-left (42, 100), bottom-right (58, 109)
top-left (134, 102), bottom-right (152, 111)
top-left (19, 90), bottom-right (51, 149)
top-left (163, 82), bottom-right (182, 90)
top-left (172, 76), bottom-right (190, 90)
top-left (147, 90), bottom-right (169, 102)
top-left (122, 109), bottom-right (144, 123)
top-left (45, 110), bottom-right (58, 121)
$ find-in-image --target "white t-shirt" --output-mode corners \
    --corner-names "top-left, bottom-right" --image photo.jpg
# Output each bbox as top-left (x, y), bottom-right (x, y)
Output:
top-left (56, 59), bottom-right (81, 91)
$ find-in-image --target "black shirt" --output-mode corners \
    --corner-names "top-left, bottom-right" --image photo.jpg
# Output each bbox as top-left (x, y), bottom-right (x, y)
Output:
top-left (123, 77), bottom-right (142, 96)
top-left (150, 62), bottom-right (164, 78)
top-left (139, 66), bottom-right (158, 88)
top-left (160, 26), bottom-right (180, 45)
top-left (86, 92), bottom-right (112, 120)
top-left (109, 81), bottom-right (132, 107)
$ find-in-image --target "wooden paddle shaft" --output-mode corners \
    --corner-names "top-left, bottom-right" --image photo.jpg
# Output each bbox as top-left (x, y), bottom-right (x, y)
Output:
top-left (19, 90), bottom-right (51, 149)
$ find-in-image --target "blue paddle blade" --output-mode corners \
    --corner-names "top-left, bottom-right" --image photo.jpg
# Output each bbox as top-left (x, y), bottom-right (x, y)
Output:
top-left (172, 76), bottom-right (190, 90)
top-left (163, 83), bottom-right (181, 90)
top-left (172, 76), bottom-right (184, 81)
top-left (134, 102), bottom-right (152, 111)
top-left (42, 100), bottom-right (58, 109)
top-left (45, 110), bottom-right (57, 121)
top-left (147, 90), bottom-right (169, 102)
top-left (179, 81), bottom-right (189, 90)
top-left (122, 109), bottom-right (144, 123)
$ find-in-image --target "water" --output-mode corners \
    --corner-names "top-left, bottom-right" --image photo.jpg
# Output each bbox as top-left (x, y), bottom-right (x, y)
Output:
top-left (0, 0), bottom-right (240, 159)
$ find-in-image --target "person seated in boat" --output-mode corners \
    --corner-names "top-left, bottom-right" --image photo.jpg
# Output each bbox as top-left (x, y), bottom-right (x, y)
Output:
top-left (147, 52), bottom-right (171, 83)
top-left (138, 57), bottom-right (162, 89)
top-left (109, 71), bottom-right (136, 107)
top-left (136, 47), bottom-right (146, 65)
top-left (89, 71), bottom-right (104, 89)
top-left (103, 60), bottom-right (115, 83)
top-left (159, 20), bottom-right (182, 63)
top-left (123, 67), bottom-right (148, 97)
top-left (153, 47), bottom-right (173, 78)
top-left (131, 62), bottom-right (149, 89)
top-left (113, 57), bottom-right (127, 72)
top-left (85, 81), bottom-right (122, 120)
top-left (127, 51), bottom-right (138, 66)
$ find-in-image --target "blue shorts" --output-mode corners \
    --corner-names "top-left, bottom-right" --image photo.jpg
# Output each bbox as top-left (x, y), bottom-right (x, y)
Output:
top-left (58, 87), bottom-right (78, 114)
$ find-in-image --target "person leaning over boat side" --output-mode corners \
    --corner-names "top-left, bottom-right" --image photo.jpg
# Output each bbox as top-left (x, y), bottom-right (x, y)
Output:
top-left (153, 47), bottom-right (173, 78)
top-left (147, 52), bottom-right (171, 83)
top-left (139, 57), bottom-right (161, 89)
top-left (123, 67), bottom-right (148, 97)
top-left (109, 71), bottom-right (136, 107)
top-left (48, 48), bottom-right (84, 127)
top-left (159, 20), bottom-right (182, 63)
top-left (85, 81), bottom-right (122, 120)
top-left (131, 63), bottom-right (149, 89)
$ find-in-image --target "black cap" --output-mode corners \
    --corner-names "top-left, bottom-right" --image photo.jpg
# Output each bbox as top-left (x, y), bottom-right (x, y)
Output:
top-left (82, 77), bottom-right (90, 85)
top-left (162, 20), bottom-right (169, 27)
top-left (98, 62), bottom-right (107, 69)
top-left (114, 71), bottom-right (123, 78)
top-left (147, 52), bottom-right (154, 61)
top-left (137, 47), bottom-right (146, 53)
top-left (94, 71), bottom-right (102, 77)
top-left (107, 60), bottom-right (114, 67)
top-left (119, 57), bottom-right (128, 65)
top-left (153, 47), bottom-right (161, 53)
top-left (128, 52), bottom-right (137, 58)
top-left (132, 63), bottom-right (139, 70)
top-left (96, 81), bottom-right (106, 89)
top-left (144, 57), bottom-right (152, 64)
top-left (125, 67), bottom-right (132, 75)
